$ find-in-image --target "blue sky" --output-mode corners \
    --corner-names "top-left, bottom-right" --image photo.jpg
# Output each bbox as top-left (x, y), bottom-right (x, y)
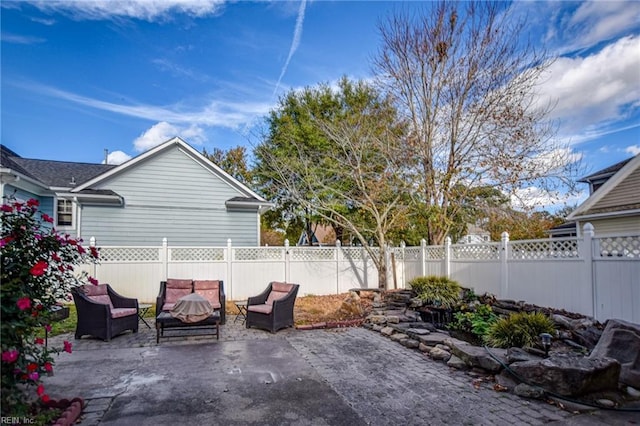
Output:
top-left (1, 1), bottom-right (639, 208)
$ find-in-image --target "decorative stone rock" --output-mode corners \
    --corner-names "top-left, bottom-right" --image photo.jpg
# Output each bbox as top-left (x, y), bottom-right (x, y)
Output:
top-left (626, 386), bottom-right (640, 398)
top-left (446, 355), bottom-right (467, 370)
top-left (435, 344), bottom-right (450, 351)
top-left (429, 347), bottom-right (451, 361)
top-left (401, 339), bottom-right (420, 349)
top-left (514, 383), bottom-right (545, 399)
top-left (572, 326), bottom-right (602, 349)
top-left (406, 328), bottom-right (430, 335)
top-left (368, 315), bottom-right (387, 325)
top-left (510, 353), bottom-right (621, 396)
top-left (495, 370), bottom-right (518, 390)
top-left (418, 343), bottom-right (432, 353)
top-left (596, 399), bottom-right (616, 408)
top-left (589, 319), bottom-right (640, 387)
top-left (446, 340), bottom-right (506, 373)
top-left (417, 332), bottom-right (451, 347)
top-left (387, 316), bottom-right (400, 324)
top-left (380, 326), bottom-right (395, 336)
top-left (371, 325), bottom-right (384, 332)
top-left (390, 333), bottom-right (409, 342)
top-left (506, 347), bottom-right (543, 364)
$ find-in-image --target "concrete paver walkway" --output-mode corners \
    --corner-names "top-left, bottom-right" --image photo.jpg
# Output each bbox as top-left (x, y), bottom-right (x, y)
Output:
top-left (44, 316), bottom-right (637, 425)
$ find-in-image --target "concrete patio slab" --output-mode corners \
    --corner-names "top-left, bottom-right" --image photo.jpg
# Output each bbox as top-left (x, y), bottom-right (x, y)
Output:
top-left (42, 317), bottom-right (639, 425)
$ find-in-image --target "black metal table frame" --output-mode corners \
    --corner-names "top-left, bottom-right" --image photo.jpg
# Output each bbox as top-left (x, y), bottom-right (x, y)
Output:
top-left (138, 303), bottom-right (153, 329)
top-left (155, 312), bottom-right (220, 344)
top-left (234, 301), bottom-right (248, 324)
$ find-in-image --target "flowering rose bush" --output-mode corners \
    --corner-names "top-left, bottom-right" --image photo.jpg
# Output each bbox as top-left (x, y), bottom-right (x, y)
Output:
top-left (1, 197), bottom-right (98, 417)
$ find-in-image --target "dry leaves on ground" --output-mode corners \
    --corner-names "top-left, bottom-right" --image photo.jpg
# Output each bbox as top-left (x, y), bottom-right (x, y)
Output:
top-left (225, 293), bottom-right (373, 325)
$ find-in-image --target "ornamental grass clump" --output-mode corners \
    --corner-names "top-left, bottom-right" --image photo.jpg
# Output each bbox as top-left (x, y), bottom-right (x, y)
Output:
top-left (1, 197), bottom-right (99, 418)
top-left (408, 275), bottom-right (461, 309)
top-left (484, 311), bottom-right (555, 349)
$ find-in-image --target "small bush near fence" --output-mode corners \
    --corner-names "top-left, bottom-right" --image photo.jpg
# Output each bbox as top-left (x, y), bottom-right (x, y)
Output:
top-left (484, 311), bottom-right (555, 349)
top-left (408, 276), bottom-right (461, 309)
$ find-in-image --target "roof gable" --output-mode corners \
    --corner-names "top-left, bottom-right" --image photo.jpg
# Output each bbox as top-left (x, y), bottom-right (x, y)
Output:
top-left (72, 137), bottom-right (268, 202)
top-left (568, 154), bottom-right (640, 220)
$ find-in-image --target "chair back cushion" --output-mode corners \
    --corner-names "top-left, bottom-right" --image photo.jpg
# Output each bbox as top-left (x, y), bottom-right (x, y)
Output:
top-left (81, 284), bottom-right (114, 309)
top-left (266, 282), bottom-right (294, 305)
top-left (193, 280), bottom-right (222, 309)
top-left (165, 279), bottom-right (193, 304)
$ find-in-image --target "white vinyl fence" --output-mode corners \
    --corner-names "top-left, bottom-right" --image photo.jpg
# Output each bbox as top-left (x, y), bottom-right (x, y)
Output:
top-left (81, 224), bottom-right (639, 324)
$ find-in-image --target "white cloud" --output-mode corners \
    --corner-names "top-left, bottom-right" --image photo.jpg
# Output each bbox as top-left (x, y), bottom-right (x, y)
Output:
top-left (567, 1), bottom-right (640, 51)
top-left (626, 145), bottom-right (640, 156)
top-left (536, 36), bottom-right (640, 137)
top-left (1, 33), bottom-right (46, 44)
top-left (133, 121), bottom-right (206, 152)
top-left (272, 0), bottom-right (306, 98)
top-left (511, 186), bottom-right (587, 211)
top-left (30, 0), bottom-right (225, 22)
top-left (105, 150), bottom-right (132, 165)
top-left (19, 82), bottom-right (272, 129)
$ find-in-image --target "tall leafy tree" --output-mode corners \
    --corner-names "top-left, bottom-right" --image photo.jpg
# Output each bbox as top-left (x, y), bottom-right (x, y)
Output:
top-left (201, 146), bottom-right (252, 185)
top-left (254, 77), bottom-right (409, 288)
top-left (374, 1), bottom-right (581, 244)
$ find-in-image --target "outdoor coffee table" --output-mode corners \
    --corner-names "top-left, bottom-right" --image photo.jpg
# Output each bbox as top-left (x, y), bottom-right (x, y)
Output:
top-left (138, 303), bottom-right (152, 329)
top-left (155, 311), bottom-right (220, 344)
top-left (234, 300), bottom-right (248, 324)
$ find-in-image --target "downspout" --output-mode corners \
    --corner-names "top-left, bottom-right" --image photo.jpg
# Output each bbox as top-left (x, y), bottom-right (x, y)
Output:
top-left (74, 196), bottom-right (82, 239)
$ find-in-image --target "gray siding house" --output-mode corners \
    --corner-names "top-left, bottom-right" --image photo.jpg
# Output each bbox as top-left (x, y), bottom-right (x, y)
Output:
top-left (567, 154), bottom-right (640, 236)
top-left (1, 137), bottom-right (272, 246)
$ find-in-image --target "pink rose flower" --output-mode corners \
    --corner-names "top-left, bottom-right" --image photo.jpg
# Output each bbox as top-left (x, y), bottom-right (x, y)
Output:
top-left (28, 372), bottom-right (39, 381)
top-left (44, 362), bottom-right (53, 373)
top-left (63, 341), bottom-right (72, 353)
top-left (16, 297), bottom-right (31, 311)
top-left (37, 384), bottom-right (45, 396)
top-left (1, 350), bottom-right (19, 363)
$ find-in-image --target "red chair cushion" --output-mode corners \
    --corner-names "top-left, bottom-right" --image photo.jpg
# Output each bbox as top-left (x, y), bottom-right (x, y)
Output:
top-left (165, 279), bottom-right (192, 304)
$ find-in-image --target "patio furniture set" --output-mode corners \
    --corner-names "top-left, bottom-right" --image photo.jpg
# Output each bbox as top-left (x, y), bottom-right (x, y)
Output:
top-left (71, 280), bottom-right (300, 343)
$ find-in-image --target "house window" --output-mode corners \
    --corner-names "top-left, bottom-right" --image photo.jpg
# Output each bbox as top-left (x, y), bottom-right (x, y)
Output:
top-left (57, 199), bottom-right (73, 226)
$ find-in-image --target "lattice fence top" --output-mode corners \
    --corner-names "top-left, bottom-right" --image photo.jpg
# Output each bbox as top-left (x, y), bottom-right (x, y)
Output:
top-left (340, 247), bottom-right (377, 261)
top-left (452, 244), bottom-right (499, 260)
top-left (510, 239), bottom-right (579, 260)
top-left (424, 246), bottom-right (445, 260)
top-left (596, 235), bottom-right (640, 258)
top-left (291, 247), bottom-right (335, 261)
top-left (170, 247), bottom-right (224, 262)
top-left (403, 247), bottom-right (422, 261)
top-left (99, 247), bottom-right (160, 262)
top-left (234, 247), bottom-right (284, 261)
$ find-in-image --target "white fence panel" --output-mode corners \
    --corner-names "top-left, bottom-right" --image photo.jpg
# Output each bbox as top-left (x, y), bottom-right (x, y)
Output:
top-left (230, 247), bottom-right (286, 300)
top-left (450, 261), bottom-right (501, 295)
top-left (290, 247), bottom-right (339, 296)
top-left (337, 247), bottom-right (379, 292)
top-left (593, 259), bottom-right (640, 324)
top-left (507, 260), bottom-right (589, 314)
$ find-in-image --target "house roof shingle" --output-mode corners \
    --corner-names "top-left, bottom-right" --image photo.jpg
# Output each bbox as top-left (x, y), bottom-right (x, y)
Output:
top-left (1, 145), bottom-right (115, 188)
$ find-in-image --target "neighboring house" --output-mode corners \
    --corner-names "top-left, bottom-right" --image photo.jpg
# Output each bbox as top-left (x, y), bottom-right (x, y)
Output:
top-left (566, 155), bottom-right (640, 237)
top-left (457, 223), bottom-right (491, 244)
top-left (1, 137), bottom-right (272, 246)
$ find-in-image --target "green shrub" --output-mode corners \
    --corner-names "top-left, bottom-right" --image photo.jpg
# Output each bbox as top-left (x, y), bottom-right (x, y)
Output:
top-left (484, 311), bottom-right (555, 348)
top-left (408, 276), bottom-right (461, 309)
top-left (450, 304), bottom-right (498, 339)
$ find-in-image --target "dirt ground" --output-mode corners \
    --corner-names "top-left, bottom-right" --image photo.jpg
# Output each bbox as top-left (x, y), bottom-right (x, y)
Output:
top-left (225, 292), bottom-right (374, 325)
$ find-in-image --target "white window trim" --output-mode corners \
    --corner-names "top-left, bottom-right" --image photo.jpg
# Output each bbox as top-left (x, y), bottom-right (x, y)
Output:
top-left (55, 198), bottom-right (76, 231)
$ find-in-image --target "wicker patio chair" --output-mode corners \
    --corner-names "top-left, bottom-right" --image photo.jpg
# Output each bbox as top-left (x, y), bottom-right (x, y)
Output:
top-left (246, 282), bottom-right (299, 333)
top-left (71, 284), bottom-right (139, 341)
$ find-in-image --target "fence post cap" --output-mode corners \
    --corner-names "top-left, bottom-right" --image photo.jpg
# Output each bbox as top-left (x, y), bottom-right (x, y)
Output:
top-left (583, 223), bottom-right (595, 235)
